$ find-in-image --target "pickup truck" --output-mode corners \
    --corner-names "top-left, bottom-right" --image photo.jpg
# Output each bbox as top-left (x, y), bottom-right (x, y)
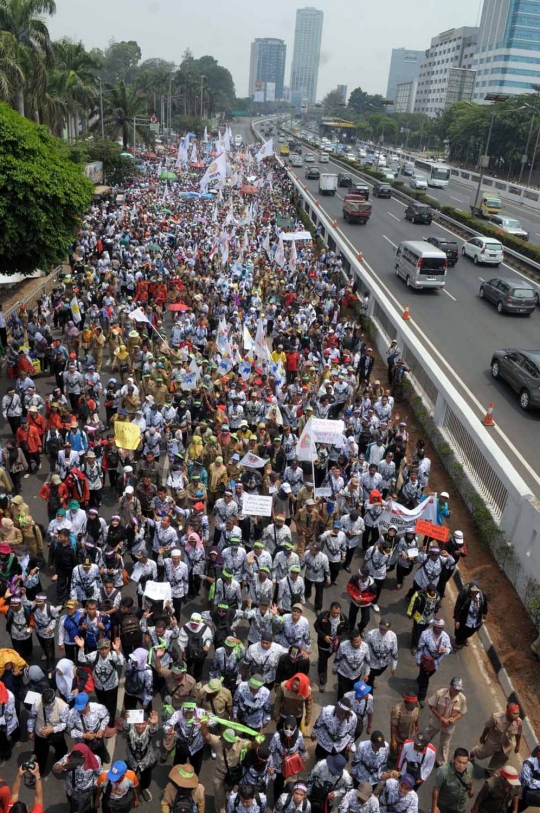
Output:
top-left (343, 195), bottom-right (372, 224)
top-left (319, 173), bottom-right (338, 196)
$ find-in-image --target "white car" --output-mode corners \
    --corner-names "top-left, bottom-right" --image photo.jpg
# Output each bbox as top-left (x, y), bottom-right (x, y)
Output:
top-left (346, 152), bottom-right (356, 161)
top-left (319, 152), bottom-right (329, 163)
top-left (304, 152), bottom-right (315, 163)
top-left (462, 236), bottom-right (504, 265)
top-left (376, 156), bottom-right (387, 168)
top-left (410, 175), bottom-right (428, 189)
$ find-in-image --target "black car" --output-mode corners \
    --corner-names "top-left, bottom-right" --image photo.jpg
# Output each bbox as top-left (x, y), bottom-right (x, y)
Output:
top-left (305, 166), bottom-right (320, 180)
top-left (491, 349), bottom-right (540, 410)
top-left (338, 173), bottom-right (352, 188)
top-left (425, 235), bottom-right (459, 266)
top-left (404, 203), bottom-right (432, 224)
top-left (479, 277), bottom-right (537, 315)
top-left (373, 182), bottom-right (392, 198)
top-left (352, 183), bottom-right (370, 201)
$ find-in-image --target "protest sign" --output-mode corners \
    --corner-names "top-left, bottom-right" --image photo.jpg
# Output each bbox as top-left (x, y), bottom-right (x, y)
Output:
top-left (242, 494), bottom-right (273, 517)
top-left (126, 710), bottom-right (145, 724)
top-left (114, 422), bottom-right (141, 451)
top-left (315, 487), bottom-right (332, 498)
top-left (379, 495), bottom-right (438, 535)
top-left (415, 519), bottom-right (450, 542)
top-left (239, 452), bottom-right (267, 468)
top-left (144, 581), bottom-right (172, 602)
top-left (311, 418), bottom-right (345, 444)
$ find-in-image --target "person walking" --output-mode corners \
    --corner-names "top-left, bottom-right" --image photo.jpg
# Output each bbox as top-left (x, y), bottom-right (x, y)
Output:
top-left (453, 581), bottom-right (488, 650)
top-left (424, 677), bottom-right (467, 766)
top-left (432, 747), bottom-right (474, 813)
top-left (470, 703), bottom-right (522, 775)
top-left (333, 629), bottom-right (371, 700)
top-left (415, 618), bottom-right (451, 706)
top-left (471, 766), bottom-right (521, 813)
top-left (364, 619), bottom-right (398, 691)
top-left (390, 694), bottom-right (419, 760)
top-left (314, 602), bottom-right (348, 692)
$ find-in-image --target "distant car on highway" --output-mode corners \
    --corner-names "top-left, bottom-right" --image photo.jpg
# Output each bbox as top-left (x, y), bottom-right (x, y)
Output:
top-left (319, 153), bottom-right (330, 163)
top-left (373, 181), bottom-right (392, 198)
top-left (304, 152), bottom-right (315, 163)
top-left (305, 166), bottom-right (320, 180)
top-left (461, 236), bottom-right (503, 265)
top-left (479, 277), bottom-right (537, 315)
top-left (425, 235), bottom-right (459, 266)
top-left (404, 203), bottom-right (433, 224)
top-left (352, 183), bottom-right (370, 201)
top-left (346, 152), bottom-right (356, 161)
top-left (490, 348), bottom-right (540, 410)
top-left (338, 173), bottom-right (353, 188)
top-left (409, 175), bottom-right (428, 190)
top-left (488, 215), bottom-right (529, 241)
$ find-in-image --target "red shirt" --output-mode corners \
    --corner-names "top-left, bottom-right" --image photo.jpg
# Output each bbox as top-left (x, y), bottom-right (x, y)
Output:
top-left (285, 351), bottom-right (300, 372)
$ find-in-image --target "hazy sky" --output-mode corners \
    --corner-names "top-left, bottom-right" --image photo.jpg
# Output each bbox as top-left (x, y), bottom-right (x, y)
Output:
top-left (49, 0), bottom-right (482, 99)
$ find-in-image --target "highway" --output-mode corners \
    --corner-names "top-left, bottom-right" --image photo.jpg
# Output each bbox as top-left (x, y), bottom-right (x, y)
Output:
top-left (286, 149), bottom-right (540, 497)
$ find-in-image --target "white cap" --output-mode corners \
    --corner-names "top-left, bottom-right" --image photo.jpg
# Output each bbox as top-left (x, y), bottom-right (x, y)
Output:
top-left (124, 485), bottom-right (134, 495)
top-left (171, 549), bottom-right (181, 557)
top-left (281, 482), bottom-right (292, 494)
top-left (440, 491), bottom-right (450, 499)
top-left (190, 612), bottom-right (203, 623)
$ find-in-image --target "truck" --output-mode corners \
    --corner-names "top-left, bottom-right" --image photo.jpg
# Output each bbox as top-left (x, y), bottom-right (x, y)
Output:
top-left (343, 194), bottom-right (372, 224)
top-left (471, 190), bottom-right (502, 218)
top-left (319, 173), bottom-right (338, 196)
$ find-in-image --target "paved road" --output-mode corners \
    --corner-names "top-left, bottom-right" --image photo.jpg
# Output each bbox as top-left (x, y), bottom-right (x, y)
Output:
top-left (0, 120), bottom-right (527, 813)
top-left (284, 149), bottom-right (540, 498)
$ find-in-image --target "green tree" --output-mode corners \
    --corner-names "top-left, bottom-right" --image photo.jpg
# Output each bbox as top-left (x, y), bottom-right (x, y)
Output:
top-left (0, 102), bottom-right (92, 274)
top-left (42, 38), bottom-right (99, 137)
top-left (0, 0), bottom-right (56, 117)
top-left (99, 80), bottom-right (148, 149)
top-left (355, 120), bottom-right (373, 140)
top-left (100, 39), bottom-right (141, 83)
top-left (322, 89), bottom-right (345, 115)
top-left (348, 86), bottom-right (387, 115)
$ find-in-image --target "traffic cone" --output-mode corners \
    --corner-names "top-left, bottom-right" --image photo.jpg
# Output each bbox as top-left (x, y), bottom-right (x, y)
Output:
top-left (482, 402), bottom-right (495, 426)
top-left (358, 252), bottom-right (363, 262)
top-left (333, 219), bottom-right (338, 228)
top-left (402, 304), bottom-right (411, 320)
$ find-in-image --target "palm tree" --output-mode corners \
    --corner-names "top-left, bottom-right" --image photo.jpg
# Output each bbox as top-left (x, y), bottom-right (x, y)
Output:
top-left (0, 30), bottom-right (24, 102)
top-left (99, 80), bottom-right (148, 149)
top-left (0, 0), bottom-right (56, 117)
top-left (43, 38), bottom-right (99, 136)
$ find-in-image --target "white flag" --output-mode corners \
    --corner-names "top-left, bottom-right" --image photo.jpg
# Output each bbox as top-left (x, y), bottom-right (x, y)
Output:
top-left (199, 151), bottom-right (227, 191)
top-left (254, 318), bottom-right (270, 361)
top-left (289, 238), bottom-right (297, 272)
top-left (203, 126), bottom-right (208, 143)
top-left (190, 143), bottom-right (198, 162)
top-left (296, 418), bottom-right (316, 462)
top-left (128, 307), bottom-right (150, 324)
top-left (243, 324), bottom-right (254, 351)
top-left (274, 233), bottom-right (285, 268)
top-left (176, 144), bottom-right (188, 167)
top-left (70, 296), bottom-right (81, 325)
top-left (256, 138), bottom-right (274, 163)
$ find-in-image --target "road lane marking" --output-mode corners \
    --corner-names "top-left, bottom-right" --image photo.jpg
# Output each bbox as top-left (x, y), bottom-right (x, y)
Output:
top-left (332, 226), bottom-right (540, 490)
top-left (387, 212), bottom-right (400, 221)
top-left (450, 196), bottom-right (464, 202)
top-left (479, 277), bottom-right (485, 281)
top-left (382, 235), bottom-right (397, 248)
top-left (443, 289), bottom-right (457, 301)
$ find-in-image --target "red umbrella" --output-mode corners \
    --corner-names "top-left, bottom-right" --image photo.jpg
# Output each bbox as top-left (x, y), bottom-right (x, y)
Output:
top-left (167, 302), bottom-right (191, 312)
top-left (190, 161), bottom-right (206, 169)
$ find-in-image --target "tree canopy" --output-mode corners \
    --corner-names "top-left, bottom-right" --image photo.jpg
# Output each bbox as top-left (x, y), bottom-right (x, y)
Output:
top-left (0, 102), bottom-right (93, 274)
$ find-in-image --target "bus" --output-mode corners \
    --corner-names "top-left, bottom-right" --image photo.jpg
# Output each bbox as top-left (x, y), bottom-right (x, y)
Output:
top-left (414, 158), bottom-right (451, 188)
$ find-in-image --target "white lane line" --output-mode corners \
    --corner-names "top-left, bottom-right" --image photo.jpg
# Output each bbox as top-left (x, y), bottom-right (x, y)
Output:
top-left (382, 235), bottom-right (397, 248)
top-left (443, 289), bottom-right (457, 301)
top-left (479, 276), bottom-right (485, 281)
top-left (536, 233), bottom-right (540, 237)
top-left (392, 199), bottom-right (407, 207)
top-left (334, 227), bottom-right (540, 490)
top-left (336, 193), bottom-right (344, 200)
top-left (450, 196), bottom-right (464, 202)
top-left (387, 212), bottom-right (400, 221)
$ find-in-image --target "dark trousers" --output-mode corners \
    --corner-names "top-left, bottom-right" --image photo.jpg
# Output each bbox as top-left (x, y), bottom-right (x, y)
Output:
top-left (64, 642), bottom-right (78, 663)
top-left (305, 579), bottom-right (324, 612)
top-left (7, 416), bottom-right (21, 435)
top-left (396, 563), bottom-right (412, 588)
top-left (362, 526), bottom-right (379, 552)
top-left (37, 634), bottom-right (55, 670)
top-left (348, 602), bottom-right (370, 634)
top-left (187, 656), bottom-right (207, 683)
top-left (124, 693), bottom-right (152, 713)
top-left (373, 577), bottom-right (385, 603)
top-left (0, 729), bottom-right (11, 760)
top-left (56, 571), bottom-right (72, 605)
top-left (139, 767), bottom-right (153, 792)
top-left (345, 547), bottom-right (356, 568)
top-left (172, 597), bottom-right (184, 620)
top-left (68, 393), bottom-right (80, 413)
top-left (411, 621), bottom-right (429, 650)
top-left (33, 732), bottom-right (68, 775)
top-left (417, 665), bottom-right (435, 701)
top-left (455, 624), bottom-right (479, 646)
top-left (369, 665), bottom-right (388, 690)
top-left (11, 636), bottom-right (32, 659)
top-left (337, 673), bottom-right (356, 700)
top-left (95, 686), bottom-right (118, 727)
top-left (329, 561), bottom-right (341, 585)
top-left (174, 746), bottom-right (204, 774)
top-left (437, 570), bottom-right (453, 599)
top-left (317, 647), bottom-right (334, 686)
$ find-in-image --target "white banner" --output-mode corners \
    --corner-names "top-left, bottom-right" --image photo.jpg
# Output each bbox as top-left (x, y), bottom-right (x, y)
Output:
top-left (143, 580), bottom-right (172, 602)
top-left (239, 451), bottom-right (267, 469)
top-left (311, 418), bottom-right (345, 444)
top-left (200, 151), bottom-right (227, 191)
top-left (281, 231), bottom-right (313, 242)
top-left (242, 493), bottom-right (273, 517)
top-left (315, 487), bottom-right (332, 498)
top-left (296, 418), bottom-right (315, 462)
top-left (379, 495), bottom-right (438, 536)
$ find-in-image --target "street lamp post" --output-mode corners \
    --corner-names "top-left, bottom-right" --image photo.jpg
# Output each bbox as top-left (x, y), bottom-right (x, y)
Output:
top-left (98, 79), bottom-right (105, 139)
top-left (469, 94), bottom-right (510, 214)
top-left (200, 75), bottom-right (205, 119)
top-left (519, 104), bottom-right (534, 184)
top-left (528, 124), bottom-right (540, 188)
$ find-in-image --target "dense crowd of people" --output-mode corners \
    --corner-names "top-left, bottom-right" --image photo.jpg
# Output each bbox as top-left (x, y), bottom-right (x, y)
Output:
top-left (0, 128), bottom-right (536, 813)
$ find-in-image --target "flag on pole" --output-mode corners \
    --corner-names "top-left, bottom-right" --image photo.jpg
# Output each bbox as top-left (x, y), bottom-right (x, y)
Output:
top-left (243, 324), bottom-right (254, 351)
top-left (203, 126), bottom-right (208, 143)
top-left (190, 143), bottom-right (198, 162)
top-left (289, 237), bottom-right (297, 272)
top-left (128, 308), bottom-right (151, 324)
top-left (296, 418), bottom-right (316, 462)
top-left (274, 233), bottom-right (285, 268)
top-left (70, 296), bottom-right (81, 325)
top-left (254, 318), bottom-right (271, 361)
top-left (255, 138), bottom-right (274, 163)
top-left (199, 151), bottom-right (227, 191)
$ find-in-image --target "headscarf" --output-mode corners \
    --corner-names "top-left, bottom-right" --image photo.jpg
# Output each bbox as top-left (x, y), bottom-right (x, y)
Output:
top-left (71, 743), bottom-right (100, 772)
top-left (187, 531), bottom-right (204, 550)
top-left (0, 682), bottom-right (8, 704)
top-left (129, 648), bottom-right (150, 671)
top-left (55, 658), bottom-right (75, 698)
top-left (285, 672), bottom-right (311, 698)
top-left (27, 665), bottom-right (46, 683)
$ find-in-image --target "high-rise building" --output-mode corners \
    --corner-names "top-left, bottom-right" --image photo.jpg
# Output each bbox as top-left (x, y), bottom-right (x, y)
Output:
top-left (386, 48), bottom-right (425, 102)
top-left (336, 84), bottom-right (348, 106)
top-left (290, 7), bottom-right (324, 107)
top-left (414, 27), bottom-right (478, 117)
top-left (472, 0), bottom-right (540, 101)
top-left (249, 38), bottom-right (287, 100)
top-left (395, 79), bottom-right (418, 113)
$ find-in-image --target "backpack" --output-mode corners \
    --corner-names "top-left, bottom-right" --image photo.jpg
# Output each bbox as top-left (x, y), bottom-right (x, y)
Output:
top-left (172, 788), bottom-right (197, 813)
top-left (121, 614), bottom-right (142, 648)
top-left (108, 448), bottom-right (120, 468)
top-left (48, 483), bottom-right (62, 514)
top-left (184, 624), bottom-right (209, 662)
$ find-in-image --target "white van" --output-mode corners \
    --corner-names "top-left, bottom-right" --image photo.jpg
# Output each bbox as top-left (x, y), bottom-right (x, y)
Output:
top-left (395, 240), bottom-right (447, 290)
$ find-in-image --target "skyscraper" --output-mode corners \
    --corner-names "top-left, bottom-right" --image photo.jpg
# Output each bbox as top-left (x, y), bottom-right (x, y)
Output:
top-left (472, 0), bottom-right (540, 100)
top-left (414, 27), bottom-right (478, 117)
top-left (386, 48), bottom-right (425, 102)
top-left (290, 7), bottom-right (324, 107)
top-left (249, 38), bottom-right (287, 100)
